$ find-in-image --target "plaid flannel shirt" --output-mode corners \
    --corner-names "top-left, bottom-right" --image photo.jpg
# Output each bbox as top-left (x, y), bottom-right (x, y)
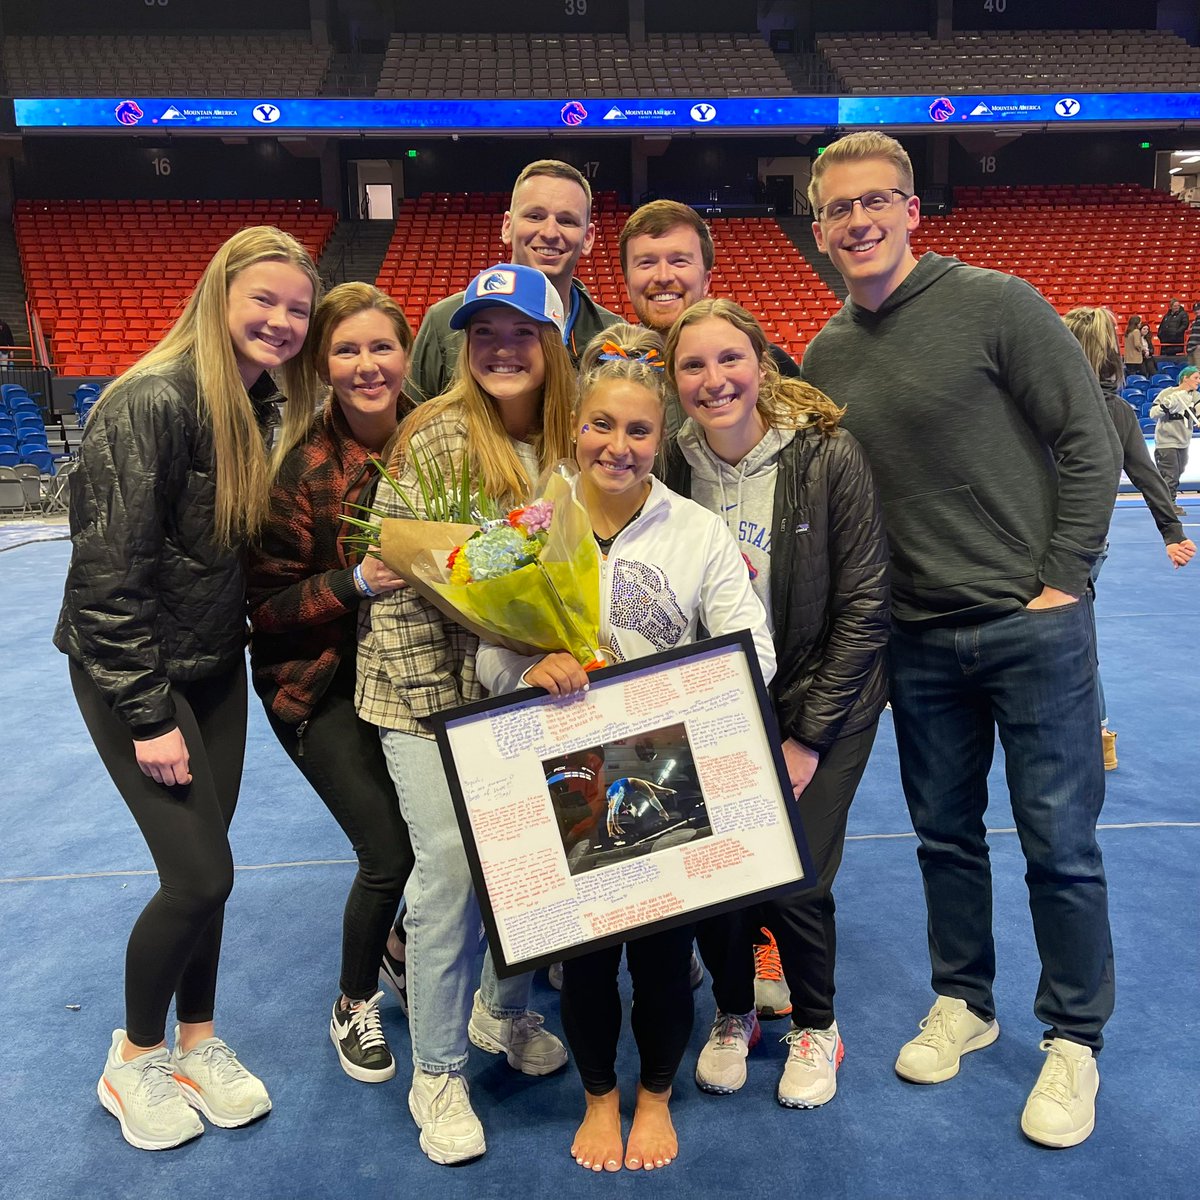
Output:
top-left (355, 409), bottom-right (487, 739)
top-left (247, 403), bottom-right (378, 723)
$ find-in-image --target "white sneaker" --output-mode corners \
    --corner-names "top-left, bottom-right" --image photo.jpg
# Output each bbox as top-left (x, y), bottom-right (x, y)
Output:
top-left (694, 1010), bottom-right (761, 1094)
top-left (408, 1070), bottom-right (486, 1165)
top-left (778, 1021), bottom-right (844, 1108)
top-left (894, 996), bottom-right (999, 1084)
top-left (466, 990), bottom-right (567, 1076)
top-left (97, 1030), bottom-right (204, 1151)
top-left (1020, 1038), bottom-right (1099, 1148)
top-left (171, 1028), bottom-right (272, 1128)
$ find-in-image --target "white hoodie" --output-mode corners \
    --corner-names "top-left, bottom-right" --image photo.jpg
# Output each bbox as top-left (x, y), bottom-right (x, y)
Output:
top-left (476, 475), bottom-right (776, 694)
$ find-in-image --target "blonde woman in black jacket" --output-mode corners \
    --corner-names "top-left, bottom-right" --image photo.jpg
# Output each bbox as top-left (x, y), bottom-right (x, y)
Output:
top-left (56, 227), bottom-right (321, 1151)
top-left (663, 298), bottom-right (890, 1110)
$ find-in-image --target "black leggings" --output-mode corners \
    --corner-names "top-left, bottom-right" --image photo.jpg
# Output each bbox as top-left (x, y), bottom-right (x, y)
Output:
top-left (696, 722), bottom-right (878, 1029)
top-left (559, 924), bottom-right (695, 1096)
top-left (70, 659), bottom-right (248, 1047)
top-left (263, 663), bottom-right (413, 1000)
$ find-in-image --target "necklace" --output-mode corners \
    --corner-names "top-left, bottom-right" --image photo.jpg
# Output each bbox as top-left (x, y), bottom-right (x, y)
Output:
top-left (593, 503), bottom-right (645, 555)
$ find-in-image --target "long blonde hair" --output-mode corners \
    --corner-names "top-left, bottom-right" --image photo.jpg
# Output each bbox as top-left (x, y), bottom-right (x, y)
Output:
top-left (665, 298), bottom-right (844, 435)
top-left (1064, 306), bottom-right (1123, 384)
top-left (91, 225), bottom-right (322, 544)
top-left (395, 319), bottom-right (574, 502)
top-left (273, 282), bottom-right (414, 473)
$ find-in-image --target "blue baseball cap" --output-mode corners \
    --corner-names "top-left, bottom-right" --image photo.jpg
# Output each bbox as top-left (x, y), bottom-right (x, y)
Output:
top-left (450, 263), bottom-right (566, 335)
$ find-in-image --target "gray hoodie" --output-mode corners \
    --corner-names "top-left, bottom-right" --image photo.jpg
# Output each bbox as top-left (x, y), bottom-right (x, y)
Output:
top-left (676, 420), bottom-right (797, 633)
top-left (801, 253), bottom-right (1120, 625)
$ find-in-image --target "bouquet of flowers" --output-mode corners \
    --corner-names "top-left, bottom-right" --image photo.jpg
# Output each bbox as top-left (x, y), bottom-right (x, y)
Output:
top-left (342, 457), bottom-right (604, 668)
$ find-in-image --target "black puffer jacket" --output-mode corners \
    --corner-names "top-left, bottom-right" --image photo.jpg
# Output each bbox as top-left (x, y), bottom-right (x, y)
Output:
top-left (1158, 306), bottom-right (1189, 347)
top-left (54, 363), bottom-right (277, 738)
top-left (665, 424), bottom-right (890, 754)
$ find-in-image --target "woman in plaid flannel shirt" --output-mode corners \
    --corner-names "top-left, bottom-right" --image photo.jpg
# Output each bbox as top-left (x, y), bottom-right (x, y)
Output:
top-left (248, 283), bottom-right (415, 1086)
top-left (355, 265), bottom-right (576, 1165)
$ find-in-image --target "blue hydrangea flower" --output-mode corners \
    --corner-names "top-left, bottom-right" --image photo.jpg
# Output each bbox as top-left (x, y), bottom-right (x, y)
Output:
top-left (462, 525), bottom-right (528, 580)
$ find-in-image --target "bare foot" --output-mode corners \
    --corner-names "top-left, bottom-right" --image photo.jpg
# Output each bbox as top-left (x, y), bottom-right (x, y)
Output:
top-left (625, 1085), bottom-right (677, 1171)
top-left (570, 1089), bottom-right (623, 1172)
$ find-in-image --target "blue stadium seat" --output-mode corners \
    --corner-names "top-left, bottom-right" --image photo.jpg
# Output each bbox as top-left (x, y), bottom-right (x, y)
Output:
top-left (1138, 419), bottom-right (1156, 434)
top-left (1124, 374), bottom-right (1148, 386)
top-left (19, 430), bottom-right (48, 450)
top-left (0, 449), bottom-right (20, 468)
top-left (1150, 374), bottom-right (1174, 386)
top-left (20, 446), bottom-right (54, 474)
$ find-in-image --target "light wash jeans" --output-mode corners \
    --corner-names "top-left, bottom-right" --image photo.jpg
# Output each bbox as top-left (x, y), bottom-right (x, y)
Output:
top-left (379, 728), bottom-right (534, 1074)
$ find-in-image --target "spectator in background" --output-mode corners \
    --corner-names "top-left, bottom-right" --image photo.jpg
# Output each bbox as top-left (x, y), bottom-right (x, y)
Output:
top-left (0, 315), bottom-right (13, 365)
top-left (802, 130), bottom-right (1120, 1150)
top-left (1149, 365), bottom-right (1199, 514)
top-left (1186, 301), bottom-right (1200, 362)
top-left (1157, 298), bottom-right (1189, 355)
top-left (1123, 315), bottom-right (1147, 375)
top-left (406, 160), bottom-right (619, 402)
top-left (1062, 306), bottom-right (1195, 771)
top-left (1141, 321), bottom-right (1155, 368)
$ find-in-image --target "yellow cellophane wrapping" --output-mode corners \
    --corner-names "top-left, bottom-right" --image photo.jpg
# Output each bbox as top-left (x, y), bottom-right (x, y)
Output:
top-left (378, 471), bottom-right (603, 666)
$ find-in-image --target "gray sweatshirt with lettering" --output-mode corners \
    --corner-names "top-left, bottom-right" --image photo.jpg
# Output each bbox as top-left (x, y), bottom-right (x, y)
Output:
top-left (801, 253), bottom-right (1120, 625)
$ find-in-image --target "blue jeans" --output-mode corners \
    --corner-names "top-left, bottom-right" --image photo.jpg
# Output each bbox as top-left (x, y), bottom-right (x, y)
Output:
top-left (379, 729), bottom-right (534, 1074)
top-left (1090, 546), bottom-right (1108, 727)
top-left (888, 598), bottom-right (1114, 1052)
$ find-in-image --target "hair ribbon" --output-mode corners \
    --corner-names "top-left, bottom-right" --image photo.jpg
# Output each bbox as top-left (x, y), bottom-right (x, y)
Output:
top-left (597, 340), bottom-right (665, 373)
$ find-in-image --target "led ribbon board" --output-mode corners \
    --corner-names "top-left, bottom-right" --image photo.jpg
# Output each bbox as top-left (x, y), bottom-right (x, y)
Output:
top-left (13, 92), bottom-right (1200, 133)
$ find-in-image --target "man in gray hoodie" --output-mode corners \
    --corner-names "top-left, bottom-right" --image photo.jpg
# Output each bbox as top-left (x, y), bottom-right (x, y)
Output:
top-left (801, 131), bottom-right (1121, 1150)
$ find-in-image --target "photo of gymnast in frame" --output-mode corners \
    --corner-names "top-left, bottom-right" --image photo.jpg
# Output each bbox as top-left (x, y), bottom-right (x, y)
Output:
top-left (542, 722), bottom-right (713, 877)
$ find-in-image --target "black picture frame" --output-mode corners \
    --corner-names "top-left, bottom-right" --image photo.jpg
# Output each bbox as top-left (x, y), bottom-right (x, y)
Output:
top-left (433, 630), bottom-right (816, 977)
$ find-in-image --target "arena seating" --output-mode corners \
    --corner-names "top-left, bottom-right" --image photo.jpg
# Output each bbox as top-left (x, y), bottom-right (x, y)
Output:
top-left (2, 34), bottom-right (330, 97)
top-left (375, 32), bottom-right (794, 98)
top-left (14, 200), bottom-right (336, 376)
top-left (376, 193), bottom-right (837, 362)
top-left (912, 183), bottom-right (1200, 321)
top-left (818, 28), bottom-right (1200, 92)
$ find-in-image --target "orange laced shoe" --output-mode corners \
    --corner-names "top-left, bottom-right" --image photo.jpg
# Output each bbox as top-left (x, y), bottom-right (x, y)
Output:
top-left (753, 927), bottom-right (792, 1019)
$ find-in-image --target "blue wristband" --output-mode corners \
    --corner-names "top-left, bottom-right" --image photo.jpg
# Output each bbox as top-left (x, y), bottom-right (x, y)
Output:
top-left (353, 562), bottom-right (377, 598)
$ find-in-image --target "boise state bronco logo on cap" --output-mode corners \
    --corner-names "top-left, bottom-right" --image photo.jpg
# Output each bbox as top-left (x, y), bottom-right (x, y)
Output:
top-left (477, 269), bottom-right (518, 297)
top-left (561, 101), bottom-right (588, 126)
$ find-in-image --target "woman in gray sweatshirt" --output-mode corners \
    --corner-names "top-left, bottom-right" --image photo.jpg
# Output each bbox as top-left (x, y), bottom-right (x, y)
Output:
top-left (663, 298), bottom-right (890, 1110)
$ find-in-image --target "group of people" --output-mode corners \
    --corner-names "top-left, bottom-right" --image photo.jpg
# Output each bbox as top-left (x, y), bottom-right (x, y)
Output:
top-left (59, 132), bottom-right (1181, 1172)
top-left (1123, 299), bottom-right (1198, 373)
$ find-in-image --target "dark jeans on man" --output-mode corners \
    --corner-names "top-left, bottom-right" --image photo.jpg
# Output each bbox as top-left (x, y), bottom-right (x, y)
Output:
top-left (888, 597), bottom-right (1114, 1053)
top-left (1154, 446), bottom-right (1189, 502)
top-left (696, 722), bottom-right (879, 1030)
